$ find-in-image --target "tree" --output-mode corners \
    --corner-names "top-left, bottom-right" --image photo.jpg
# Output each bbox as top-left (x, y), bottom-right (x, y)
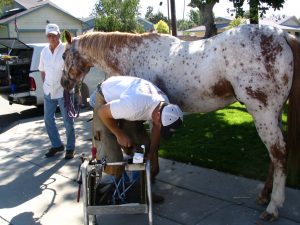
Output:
top-left (0, 0), bottom-right (13, 16)
top-left (177, 19), bottom-right (194, 31)
top-left (145, 6), bottom-right (168, 25)
top-left (229, 0), bottom-right (286, 24)
top-left (154, 20), bottom-right (169, 34)
top-left (188, 0), bottom-right (286, 38)
top-left (189, 9), bottom-right (202, 25)
top-left (94, 0), bottom-right (141, 32)
top-left (189, 0), bottom-right (218, 38)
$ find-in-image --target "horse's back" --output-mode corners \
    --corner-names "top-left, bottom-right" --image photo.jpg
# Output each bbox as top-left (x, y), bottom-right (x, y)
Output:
top-left (159, 25), bottom-right (294, 113)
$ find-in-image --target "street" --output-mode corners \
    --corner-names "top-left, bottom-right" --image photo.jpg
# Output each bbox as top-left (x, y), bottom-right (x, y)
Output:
top-left (0, 96), bottom-right (44, 133)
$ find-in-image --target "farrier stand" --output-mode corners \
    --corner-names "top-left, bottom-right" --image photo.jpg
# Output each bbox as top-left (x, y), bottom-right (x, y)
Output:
top-left (81, 159), bottom-right (153, 225)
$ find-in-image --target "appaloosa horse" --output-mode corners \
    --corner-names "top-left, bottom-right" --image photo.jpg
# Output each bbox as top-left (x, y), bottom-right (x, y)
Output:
top-left (61, 24), bottom-right (300, 221)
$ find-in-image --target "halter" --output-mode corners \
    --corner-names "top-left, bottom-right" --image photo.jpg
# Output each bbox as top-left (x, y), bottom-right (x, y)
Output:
top-left (63, 51), bottom-right (86, 119)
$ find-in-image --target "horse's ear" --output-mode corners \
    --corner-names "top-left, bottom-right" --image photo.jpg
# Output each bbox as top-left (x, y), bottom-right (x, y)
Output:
top-left (65, 31), bottom-right (72, 44)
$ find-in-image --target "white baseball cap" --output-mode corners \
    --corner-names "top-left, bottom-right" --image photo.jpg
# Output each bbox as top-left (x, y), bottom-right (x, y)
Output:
top-left (160, 104), bottom-right (183, 139)
top-left (45, 23), bottom-right (60, 35)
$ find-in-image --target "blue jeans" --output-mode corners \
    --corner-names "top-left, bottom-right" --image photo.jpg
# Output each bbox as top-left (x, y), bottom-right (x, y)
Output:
top-left (44, 94), bottom-right (75, 150)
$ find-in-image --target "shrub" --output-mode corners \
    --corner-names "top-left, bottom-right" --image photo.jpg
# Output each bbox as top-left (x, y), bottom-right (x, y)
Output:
top-left (154, 20), bottom-right (169, 34)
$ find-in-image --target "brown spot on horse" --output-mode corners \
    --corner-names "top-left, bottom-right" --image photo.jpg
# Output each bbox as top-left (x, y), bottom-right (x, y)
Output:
top-left (246, 86), bottom-right (268, 107)
top-left (212, 79), bottom-right (234, 99)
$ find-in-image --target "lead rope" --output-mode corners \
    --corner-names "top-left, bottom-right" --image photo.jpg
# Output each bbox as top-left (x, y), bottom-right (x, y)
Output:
top-left (64, 80), bottom-right (83, 118)
top-left (64, 89), bottom-right (81, 118)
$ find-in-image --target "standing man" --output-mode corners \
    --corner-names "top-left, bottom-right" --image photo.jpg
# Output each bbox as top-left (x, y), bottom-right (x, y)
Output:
top-left (39, 23), bottom-right (75, 160)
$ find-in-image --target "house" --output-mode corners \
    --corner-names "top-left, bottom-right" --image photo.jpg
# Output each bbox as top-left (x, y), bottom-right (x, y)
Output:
top-left (182, 17), bottom-right (232, 37)
top-left (82, 16), bottom-right (95, 33)
top-left (260, 16), bottom-right (300, 38)
top-left (0, 0), bottom-right (84, 43)
top-left (183, 16), bottom-right (300, 38)
top-left (0, 0), bottom-right (155, 43)
top-left (82, 16), bottom-right (154, 33)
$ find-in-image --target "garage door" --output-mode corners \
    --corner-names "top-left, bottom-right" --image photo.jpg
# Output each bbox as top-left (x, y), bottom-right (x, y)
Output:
top-left (18, 32), bottom-right (47, 44)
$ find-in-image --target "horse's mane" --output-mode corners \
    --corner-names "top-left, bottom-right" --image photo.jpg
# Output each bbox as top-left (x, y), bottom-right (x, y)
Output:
top-left (77, 31), bottom-right (161, 59)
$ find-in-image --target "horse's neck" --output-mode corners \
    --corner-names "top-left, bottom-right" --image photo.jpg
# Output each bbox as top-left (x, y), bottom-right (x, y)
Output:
top-left (82, 34), bottom-right (197, 80)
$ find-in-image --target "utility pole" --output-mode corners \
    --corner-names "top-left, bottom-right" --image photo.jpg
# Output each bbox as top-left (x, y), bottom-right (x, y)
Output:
top-left (160, 0), bottom-right (171, 34)
top-left (166, 0), bottom-right (170, 28)
top-left (170, 0), bottom-right (177, 36)
top-left (183, 0), bottom-right (185, 20)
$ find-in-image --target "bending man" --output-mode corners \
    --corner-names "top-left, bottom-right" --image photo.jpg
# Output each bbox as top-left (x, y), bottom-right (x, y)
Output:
top-left (92, 76), bottom-right (183, 179)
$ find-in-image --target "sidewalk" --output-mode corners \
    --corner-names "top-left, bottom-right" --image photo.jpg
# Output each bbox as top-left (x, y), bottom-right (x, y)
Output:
top-left (0, 110), bottom-right (299, 225)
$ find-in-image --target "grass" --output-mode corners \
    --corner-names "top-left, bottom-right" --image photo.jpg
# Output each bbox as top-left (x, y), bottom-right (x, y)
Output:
top-left (159, 102), bottom-right (300, 188)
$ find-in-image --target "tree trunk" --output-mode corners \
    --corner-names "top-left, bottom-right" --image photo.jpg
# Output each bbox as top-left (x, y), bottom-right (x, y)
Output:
top-left (190, 0), bottom-right (218, 38)
top-left (201, 2), bottom-right (217, 38)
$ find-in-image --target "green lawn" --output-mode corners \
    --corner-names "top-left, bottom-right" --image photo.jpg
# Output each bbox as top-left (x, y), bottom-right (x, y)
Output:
top-left (159, 102), bottom-right (299, 188)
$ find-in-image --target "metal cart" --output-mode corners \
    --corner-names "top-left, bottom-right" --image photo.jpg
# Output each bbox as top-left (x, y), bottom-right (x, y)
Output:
top-left (80, 159), bottom-right (153, 225)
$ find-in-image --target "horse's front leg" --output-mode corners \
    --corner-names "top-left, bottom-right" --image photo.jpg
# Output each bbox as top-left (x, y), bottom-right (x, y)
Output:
top-left (249, 110), bottom-right (287, 221)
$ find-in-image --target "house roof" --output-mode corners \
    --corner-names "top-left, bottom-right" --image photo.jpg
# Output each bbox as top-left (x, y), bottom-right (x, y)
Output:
top-left (137, 16), bottom-right (154, 31)
top-left (14, 0), bottom-right (48, 9)
top-left (270, 15), bottom-right (299, 26)
top-left (214, 16), bottom-right (232, 23)
top-left (262, 16), bottom-right (300, 28)
top-left (184, 23), bottom-right (229, 32)
top-left (81, 16), bottom-right (154, 33)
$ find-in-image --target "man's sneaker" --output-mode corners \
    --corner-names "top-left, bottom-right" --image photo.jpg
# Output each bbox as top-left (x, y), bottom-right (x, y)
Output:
top-left (45, 145), bottom-right (64, 158)
top-left (65, 150), bottom-right (75, 160)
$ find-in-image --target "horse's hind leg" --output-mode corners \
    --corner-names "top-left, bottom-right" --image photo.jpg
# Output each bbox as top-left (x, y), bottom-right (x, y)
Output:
top-left (256, 162), bottom-right (274, 205)
top-left (256, 108), bottom-right (285, 205)
top-left (248, 109), bottom-right (287, 221)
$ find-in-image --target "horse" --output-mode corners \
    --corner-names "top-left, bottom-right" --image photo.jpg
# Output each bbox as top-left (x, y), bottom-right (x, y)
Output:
top-left (61, 24), bottom-right (300, 221)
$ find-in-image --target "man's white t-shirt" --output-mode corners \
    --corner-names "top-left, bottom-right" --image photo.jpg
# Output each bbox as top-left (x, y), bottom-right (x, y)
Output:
top-left (38, 42), bottom-right (65, 99)
top-left (101, 76), bottom-right (169, 121)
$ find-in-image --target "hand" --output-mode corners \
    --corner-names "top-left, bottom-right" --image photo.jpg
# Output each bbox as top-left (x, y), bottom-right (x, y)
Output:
top-left (116, 132), bottom-right (132, 149)
top-left (145, 150), bottom-right (159, 177)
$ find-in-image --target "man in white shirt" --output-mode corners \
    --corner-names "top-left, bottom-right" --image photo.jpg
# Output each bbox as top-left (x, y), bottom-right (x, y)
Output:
top-left (92, 76), bottom-right (183, 181)
top-left (38, 23), bottom-right (75, 160)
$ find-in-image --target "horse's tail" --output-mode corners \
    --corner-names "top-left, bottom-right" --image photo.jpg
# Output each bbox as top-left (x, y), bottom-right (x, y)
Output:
top-left (285, 33), bottom-right (300, 184)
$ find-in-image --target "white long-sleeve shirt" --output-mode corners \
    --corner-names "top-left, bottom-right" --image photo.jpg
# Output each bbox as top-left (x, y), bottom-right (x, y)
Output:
top-left (38, 42), bottom-right (65, 99)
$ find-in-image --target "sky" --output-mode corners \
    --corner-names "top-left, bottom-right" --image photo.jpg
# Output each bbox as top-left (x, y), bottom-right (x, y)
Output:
top-left (50, 0), bottom-right (299, 20)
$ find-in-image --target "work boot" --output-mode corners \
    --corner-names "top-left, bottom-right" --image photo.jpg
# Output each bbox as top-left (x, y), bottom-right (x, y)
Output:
top-left (45, 145), bottom-right (64, 158)
top-left (65, 150), bottom-right (75, 160)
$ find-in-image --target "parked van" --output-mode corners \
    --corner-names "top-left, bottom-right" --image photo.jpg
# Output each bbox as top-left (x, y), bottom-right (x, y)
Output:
top-left (0, 38), bottom-right (105, 107)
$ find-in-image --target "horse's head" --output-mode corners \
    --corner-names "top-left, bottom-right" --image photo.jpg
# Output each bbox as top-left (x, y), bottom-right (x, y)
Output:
top-left (61, 31), bottom-right (93, 91)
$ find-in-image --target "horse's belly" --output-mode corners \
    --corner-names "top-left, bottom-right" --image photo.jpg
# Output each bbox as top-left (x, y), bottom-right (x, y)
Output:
top-left (169, 90), bottom-right (236, 113)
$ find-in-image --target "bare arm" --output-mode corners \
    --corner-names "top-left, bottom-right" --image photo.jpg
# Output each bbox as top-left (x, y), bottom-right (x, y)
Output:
top-left (41, 71), bottom-right (45, 83)
top-left (97, 104), bottom-right (132, 148)
top-left (147, 123), bottom-right (161, 160)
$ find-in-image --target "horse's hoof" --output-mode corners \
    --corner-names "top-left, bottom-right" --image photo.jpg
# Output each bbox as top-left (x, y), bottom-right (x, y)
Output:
top-left (256, 196), bottom-right (269, 205)
top-left (259, 211), bottom-right (278, 222)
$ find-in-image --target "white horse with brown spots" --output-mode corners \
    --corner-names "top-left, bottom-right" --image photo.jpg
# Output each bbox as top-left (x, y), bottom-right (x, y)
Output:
top-left (61, 24), bottom-right (300, 221)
